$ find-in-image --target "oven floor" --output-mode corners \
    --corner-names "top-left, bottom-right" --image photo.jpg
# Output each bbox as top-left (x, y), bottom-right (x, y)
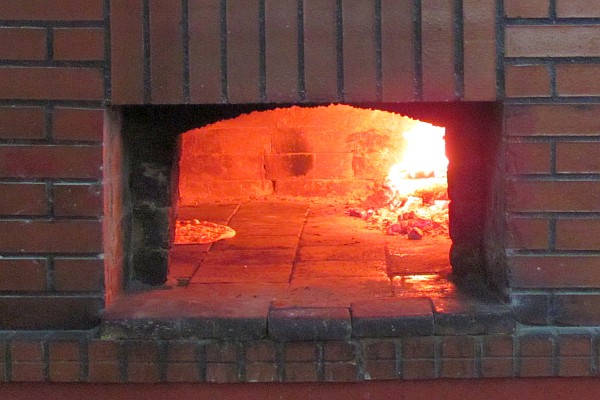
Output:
top-left (172, 201), bottom-right (454, 301)
top-left (102, 201), bottom-right (513, 339)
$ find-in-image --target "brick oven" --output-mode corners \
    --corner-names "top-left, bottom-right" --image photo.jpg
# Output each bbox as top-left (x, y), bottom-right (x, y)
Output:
top-left (2, 0), bottom-right (600, 385)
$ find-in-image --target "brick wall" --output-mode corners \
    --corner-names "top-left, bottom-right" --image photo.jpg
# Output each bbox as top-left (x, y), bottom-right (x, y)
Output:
top-left (1, 0), bottom-right (600, 383)
top-left (0, 0), bottom-right (106, 329)
top-left (177, 105), bottom-right (423, 203)
top-left (502, 1), bottom-right (600, 325)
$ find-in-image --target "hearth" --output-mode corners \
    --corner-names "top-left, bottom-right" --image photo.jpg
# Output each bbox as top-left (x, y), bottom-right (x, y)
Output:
top-left (113, 102), bottom-right (502, 307)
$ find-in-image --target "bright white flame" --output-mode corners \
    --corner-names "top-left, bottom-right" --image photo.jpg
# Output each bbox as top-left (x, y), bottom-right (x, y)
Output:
top-left (386, 123), bottom-right (448, 197)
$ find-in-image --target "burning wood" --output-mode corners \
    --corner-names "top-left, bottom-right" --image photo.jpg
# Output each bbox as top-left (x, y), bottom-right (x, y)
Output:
top-left (348, 185), bottom-right (449, 239)
top-left (347, 121), bottom-right (449, 239)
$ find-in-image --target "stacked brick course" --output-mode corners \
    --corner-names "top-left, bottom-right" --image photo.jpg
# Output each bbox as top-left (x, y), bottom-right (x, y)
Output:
top-left (1, 0), bottom-right (600, 383)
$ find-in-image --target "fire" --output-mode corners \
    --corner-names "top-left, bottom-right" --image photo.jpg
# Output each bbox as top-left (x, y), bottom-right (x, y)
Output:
top-left (349, 120), bottom-right (450, 239)
top-left (385, 123), bottom-right (448, 197)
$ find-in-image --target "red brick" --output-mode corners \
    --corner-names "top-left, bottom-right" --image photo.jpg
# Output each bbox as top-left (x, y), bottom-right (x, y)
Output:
top-left (206, 363), bottom-right (239, 383)
top-left (0, 145), bottom-right (102, 179)
top-left (505, 65), bottom-right (551, 98)
top-left (149, 0), bottom-right (184, 104)
top-left (53, 107), bottom-right (104, 142)
top-left (324, 362), bottom-right (357, 382)
top-left (441, 336), bottom-right (476, 358)
top-left (314, 153), bottom-right (353, 179)
top-left (0, 107), bottom-right (45, 139)
top-left (166, 362), bottom-right (200, 382)
top-left (188, 0), bottom-right (222, 103)
top-left (557, 1), bottom-right (600, 18)
top-left (226, 0), bottom-right (260, 103)
top-left (555, 294), bottom-right (600, 325)
top-left (284, 362), bottom-right (318, 382)
top-left (506, 181), bottom-right (600, 212)
top-left (481, 358), bottom-right (514, 378)
top-left (49, 341), bottom-right (79, 361)
top-left (184, 127), bottom-right (271, 155)
top-left (402, 337), bottom-right (435, 359)
top-left (402, 359), bottom-right (435, 379)
top-left (126, 341), bottom-right (158, 363)
top-left (245, 342), bottom-right (277, 362)
top-left (110, 0), bottom-right (144, 104)
top-left (0, 341), bottom-right (7, 362)
top-left (9, 342), bottom-right (45, 381)
top-left (557, 141), bottom-right (600, 173)
top-left (11, 341), bottom-right (44, 362)
top-left (179, 180), bottom-right (274, 204)
top-left (559, 335), bottom-right (592, 357)
top-left (206, 342), bottom-right (239, 363)
top-left (510, 255), bottom-right (600, 289)
top-left (53, 28), bottom-right (104, 61)
top-left (323, 342), bottom-right (354, 362)
top-left (50, 361), bottom-right (81, 382)
top-left (88, 341), bottom-right (120, 362)
top-left (0, 259), bottom-right (46, 291)
top-left (559, 358), bottom-right (591, 377)
top-left (0, 183), bottom-right (47, 216)
top-left (53, 184), bottom-right (102, 217)
top-left (0, 67), bottom-right (103, 100)
top-left (0, 297), bottom-right (102, 330)
top-left (505, 25), bottom-right (600, 58)
top-left (505, 104), bottom-right (600, 136)
top-left (304, 0), bottom-right (337, 101)
top-left (54, 258), bottom-right (103, 292)
top-left (463, 0), bottom-right (497, 101)
top-left (186, 154), bottom-right (264, 180)
top-left (0, 0), bottom-right (103, 20)
top-left (10, 363), bottom-right (44, 382)
top-left (342, 0), bottom-right (377, 102)
top-left (506, 142), bottom-right (551, 174)
top-left (265, 154), bottom-right (315, 179)
top-left (167, 341), bottom-right (197, 362)
top-left (0, 28), bottom-right (46, 60)
top-left (363, 341), bottom-right (396, 360)
top-left (440, 359), bottom-right (475, 378)
top-left (520, 335), bottom-right (553, 357)
top-left (483, 336), bottom-right (514, 357)
top-left (127, 362), bottom-right (160, 383)
top-left (364, 359), bottom-right (397, 380)
top-left (422, 0), bottom-right (455, 101)
top-left (265, 0), bottom-right (298, 102)
top-left (504, 0), bottom-right (549, 18)
top-left (506, 217), bottom-right (549, 250)
top-left (381, 0), bottom-right (414, 101)
top-left (284, 342), bottom-right (318, 362)
top-left (245, 362), bottom-right (278, 382)
top-left (556, 64), bottom-right (600, 97)
top-left (556, 219), bottom-right (600, 250)
top-left (271, 127), bottom-right (354, 154)
top-left (0, 220), bottom-right (102, 253)
top-left (88, 362), bottom-right (121, 382)
top-left (519, 358), bottom-right (553, 377)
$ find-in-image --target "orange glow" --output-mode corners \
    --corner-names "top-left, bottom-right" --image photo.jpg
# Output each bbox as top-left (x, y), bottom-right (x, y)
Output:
top-left (385, 122), bottom-right (448, 198)
top-left (375, 121), bottom-right (449, 238)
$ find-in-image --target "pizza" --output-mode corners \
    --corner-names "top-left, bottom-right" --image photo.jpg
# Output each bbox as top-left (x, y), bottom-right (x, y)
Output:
top-left (174, 219), bottom-right (236, 244)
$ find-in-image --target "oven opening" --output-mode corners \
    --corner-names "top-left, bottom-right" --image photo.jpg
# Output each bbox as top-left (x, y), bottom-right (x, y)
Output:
top-left (106, 102), bottom-right (504, 330)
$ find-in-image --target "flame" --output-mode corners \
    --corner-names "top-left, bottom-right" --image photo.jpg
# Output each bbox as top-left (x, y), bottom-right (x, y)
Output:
top-left (385, 123), bottom-right (448, 197)
top-left (372, 120), bottom-right (449, 238)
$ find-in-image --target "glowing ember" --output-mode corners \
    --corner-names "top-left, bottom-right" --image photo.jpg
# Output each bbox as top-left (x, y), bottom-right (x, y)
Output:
top-left (349, 120), bottom-right (449, 239)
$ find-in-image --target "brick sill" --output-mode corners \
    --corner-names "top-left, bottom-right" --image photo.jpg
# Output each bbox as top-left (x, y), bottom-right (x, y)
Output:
top-left (101, 290), bottom-right (515, 340)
